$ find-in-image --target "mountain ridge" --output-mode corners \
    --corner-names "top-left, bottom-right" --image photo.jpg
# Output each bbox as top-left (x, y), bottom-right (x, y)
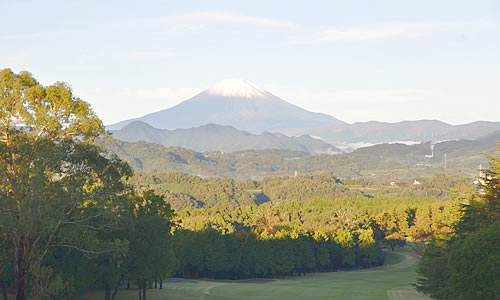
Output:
top-left (107, 79), bottom-right (500, 148)
top-left (110, 121), bottom-right (342, 154)
top-left (304, 119), bottom-right (500, 149)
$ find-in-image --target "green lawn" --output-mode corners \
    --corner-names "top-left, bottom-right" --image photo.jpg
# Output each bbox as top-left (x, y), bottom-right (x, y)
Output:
top-left (80, 248), bottom-right (430, 300)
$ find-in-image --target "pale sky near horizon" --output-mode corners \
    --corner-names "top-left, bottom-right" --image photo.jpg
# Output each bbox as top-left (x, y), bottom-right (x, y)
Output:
top-left (1, 0), bottom-right (499, 125)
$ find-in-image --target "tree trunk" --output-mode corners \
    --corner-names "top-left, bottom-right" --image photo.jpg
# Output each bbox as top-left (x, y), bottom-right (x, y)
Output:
top-left (1, 281), bottom-right (8, 300)
top-left (159, 280), bottom-right (162, 289)
top-left (15, 277), bottom-right (26, 300)
top-left (127, 280), bottom-right (130, 289)
top-left (15, 238), bottom-right (27, 300)
top-left (154, 280), bottom-right (157, 289)
top-left (138, 281), bottom-right (142, 300)
top-left (15, 267), bottom-right (27, 300)
top-left (111, 282), bottom-right (119, 300)
top-left (104, 283), bottom-right (111, 300)
top-left (142, 280), bottom-right (146, 300)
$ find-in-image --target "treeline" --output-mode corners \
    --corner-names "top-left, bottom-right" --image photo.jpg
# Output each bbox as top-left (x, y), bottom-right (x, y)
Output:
top-left (163, 194), bottom-right (459, 280)
top-left (172, 228), bottom-right (382, 279)
top-left (175, 198), bottom-right (462, 245)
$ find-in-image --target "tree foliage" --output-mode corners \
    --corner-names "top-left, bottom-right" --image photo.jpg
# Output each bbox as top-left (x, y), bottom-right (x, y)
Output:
top-left (416, 145), bottom-right (500, 299)
top-left (126, 190), bottom-right (175, 300)
top-left (0, 68), bottom-right (130, 300)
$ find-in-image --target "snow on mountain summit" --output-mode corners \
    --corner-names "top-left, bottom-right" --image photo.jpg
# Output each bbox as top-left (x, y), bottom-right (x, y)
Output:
top-left (107, 78), bottom-right (345, 133)
top-left (205, 79), bottom-right (269, 98)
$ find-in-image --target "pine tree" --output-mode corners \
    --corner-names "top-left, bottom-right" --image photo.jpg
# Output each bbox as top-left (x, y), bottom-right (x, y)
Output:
top-left (416, 143), bottom-right (500, 299)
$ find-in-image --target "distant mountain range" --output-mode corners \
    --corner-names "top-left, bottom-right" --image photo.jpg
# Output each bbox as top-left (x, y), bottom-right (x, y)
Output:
top-left (107, 79), bottom-right (500, 150)
top-left (303, 120), bottom-right (500, 150)
top-left (110, 121), bottom-right (341, 154)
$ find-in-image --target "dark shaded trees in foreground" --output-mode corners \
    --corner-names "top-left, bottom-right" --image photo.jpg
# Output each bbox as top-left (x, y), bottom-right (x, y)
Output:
top-left (172, 227), bottom-right (383, 280)
top-left (125, 190), bottom-right (175, 300)
top-left (417, 146), bottom-right (500, 299)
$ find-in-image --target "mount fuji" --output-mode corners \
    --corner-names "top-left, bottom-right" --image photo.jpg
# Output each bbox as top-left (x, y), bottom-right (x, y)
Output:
top-left (107, 79), bottom-right (345, 133)
top-left (107, 79), bottom-right (500, 149)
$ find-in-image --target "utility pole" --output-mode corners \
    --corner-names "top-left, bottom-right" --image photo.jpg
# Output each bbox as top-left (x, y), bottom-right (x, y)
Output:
top-left (444, 153), bottom-right (447, 169)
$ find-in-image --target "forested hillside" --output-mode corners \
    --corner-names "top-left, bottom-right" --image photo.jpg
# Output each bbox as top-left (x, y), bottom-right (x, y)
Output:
top-left (130, 171), bottom-right (470, 209)
top-left (103, 137), bottom-right (497, 180)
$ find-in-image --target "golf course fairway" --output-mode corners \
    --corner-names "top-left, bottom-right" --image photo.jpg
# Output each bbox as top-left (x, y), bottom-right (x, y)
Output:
top-left (80, 248), bottom-right (430, 300)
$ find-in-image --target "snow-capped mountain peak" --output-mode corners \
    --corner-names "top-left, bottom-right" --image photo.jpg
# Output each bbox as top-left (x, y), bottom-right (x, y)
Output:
top-left (107, 78), bottom-right (345, 132)
top-left (205, 79), bottom-right (269, 98)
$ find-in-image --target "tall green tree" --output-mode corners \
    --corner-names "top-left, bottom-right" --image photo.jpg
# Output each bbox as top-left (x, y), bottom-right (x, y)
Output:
top-left (0, 68), bottom-right (131, 300)
top-left (416, 145), bottom-right (500, 299)
top-left (126, 190), bottom-right (175, 300)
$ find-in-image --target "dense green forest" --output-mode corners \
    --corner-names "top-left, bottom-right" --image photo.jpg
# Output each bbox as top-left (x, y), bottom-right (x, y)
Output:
top-left (129, 171), bottom-right (470, 209)
top-left (128, 171), bottom-right (467, 283)
top-left (1, 69), bottom-right (498, 300)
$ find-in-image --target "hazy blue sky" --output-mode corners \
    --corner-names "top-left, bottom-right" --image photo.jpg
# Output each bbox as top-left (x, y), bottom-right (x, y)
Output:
top-left (1, 0), bottom-right (499, 125)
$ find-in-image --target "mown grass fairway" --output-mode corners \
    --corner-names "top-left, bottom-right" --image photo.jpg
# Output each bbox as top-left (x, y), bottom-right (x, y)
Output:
top-left (80, 248), bottom-right (430, 300)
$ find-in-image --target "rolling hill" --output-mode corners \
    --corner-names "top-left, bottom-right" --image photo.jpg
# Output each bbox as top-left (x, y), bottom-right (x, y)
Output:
top-left (110, 121), bottom-right (341, 154)
top-left (102, 135), bottom-right (498, 180)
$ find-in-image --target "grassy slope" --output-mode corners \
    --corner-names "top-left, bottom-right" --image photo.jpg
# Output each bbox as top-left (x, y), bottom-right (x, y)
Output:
top-left (80, 248), bottom-right (430, 300)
